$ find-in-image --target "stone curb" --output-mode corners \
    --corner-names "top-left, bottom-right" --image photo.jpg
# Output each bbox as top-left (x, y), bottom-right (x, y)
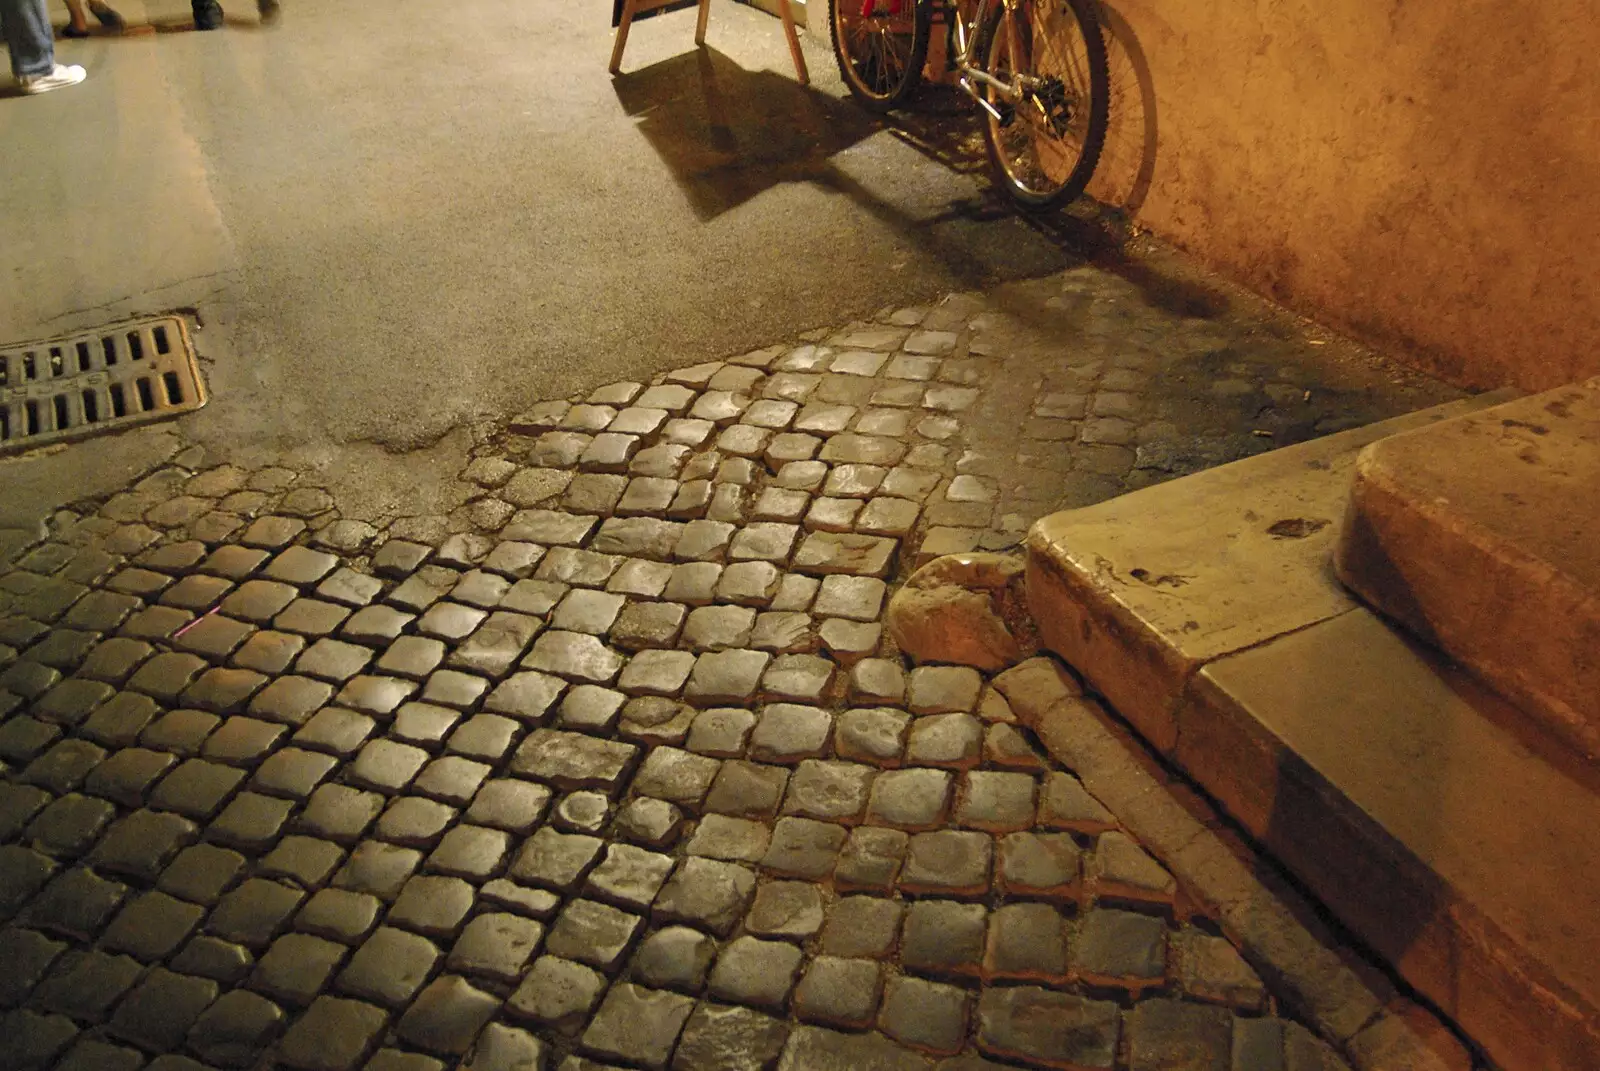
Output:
top-left (993, 656), bottom-right (1476, 1071)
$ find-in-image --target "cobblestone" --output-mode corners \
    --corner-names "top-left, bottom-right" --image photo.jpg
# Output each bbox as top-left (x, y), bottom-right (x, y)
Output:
top-left (33, 947), bottom-right (144, 1019)
top-left (901, 898), bottom-right (986, 978)
top-left (514, 729), bottom-right (636, 790)
top-left (782, 758), bottom-right (874, 822)
top-left (676, 1002), bottom-right (791, 1071)
top-left (653, 857), bottom-right (756, 936)
top-left (976, 986), bottom-right (1121, 1069)
top-left (708, 935), bottom-right (804, 1010)
top-left (761, 816), bottom-right (846, 878)
top-left (186, 988), bottom-right (285, 1067)
top-left (866, 767), bottom-right (952, 829)
top-left (251, 931), bottom-right (346, 1005)
top-left (469, 1022), bottom-right (549, 1071)
top-left (395, 974), bottom-right (500, 1055)
top-left (91, 809), bottom-right (197, 879)
top-left (1090, 829), bottom-right (1178, 903)
top-left (1074, 907), bottom-right (1169, 988)
top-left (277, 994), bottom-right (387, 1070)
top-left (906, 713), bottom-right (985, 768)
top-left (581, 983), bottom-right (695, 1070)
top-left (170, 938), bottom-right (250, 988)
top-left (26, 793), bottom-right (114, 856)
top-left (512, 828), bottom-right (604, 891)
top-left (586, 842), bottom-right (674, 909)
top-left (746, 880), bottom-right (825, 940)
top-left (298, 783), bottom-right (384, 841)
top-left (268, 592), bottom-right (353, 633)
top-left (985, 901), bottom-right (1069, 981)
top-left (685, 813), bottom-right (770, 861)
top-left (207, 878), bottom-right (304, 948)
top-left (632, 924), bottom-right (716, 991)
top-left (0, 290), bottom-right (1454, 1071)
top-left (547, 790), bottom-right (606, 831)
top-left (336, 926), bottom-right (439, 1007)
top-left (908, 666), bottom-right (984, 714)
top-left (295, 887), bottom-right (381, 944)
top-left (101, 891), bottom-right (204, 960)
top-left (292, 707), bottom-right (374, 756)
top-left (390, 874), bottom-right (476, 937)
top-left (881, 974), bottom-right (970, 1054)
top-left (749, 703), bottom-right (831, 764)
top-left (467, 778), bottom-right (551, 832)
top-left (159, 845), bottom-right (246, 902)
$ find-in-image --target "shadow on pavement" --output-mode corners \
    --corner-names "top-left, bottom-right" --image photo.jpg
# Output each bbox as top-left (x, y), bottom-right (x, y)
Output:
top-left (612, 45), bottom-right (880, 220)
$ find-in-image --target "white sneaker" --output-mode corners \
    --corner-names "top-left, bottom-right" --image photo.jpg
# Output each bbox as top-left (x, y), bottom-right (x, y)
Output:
top-left (18, 64), bottom-right (87, 95)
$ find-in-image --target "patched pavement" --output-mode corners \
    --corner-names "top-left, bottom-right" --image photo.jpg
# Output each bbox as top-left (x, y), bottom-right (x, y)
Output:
top-left (0, 264), bottom-right (1464, 1071)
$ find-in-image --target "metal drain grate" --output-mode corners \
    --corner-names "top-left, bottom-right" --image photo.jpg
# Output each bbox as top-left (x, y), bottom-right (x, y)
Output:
top-left (0, 316), bottom-right (207, 455)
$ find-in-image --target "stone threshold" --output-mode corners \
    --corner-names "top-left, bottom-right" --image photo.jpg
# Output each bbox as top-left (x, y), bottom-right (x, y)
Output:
top-left (1336, 377), bottom-right (1600, 764)
top-left (1022, 392), bottom-right (1600, 1071)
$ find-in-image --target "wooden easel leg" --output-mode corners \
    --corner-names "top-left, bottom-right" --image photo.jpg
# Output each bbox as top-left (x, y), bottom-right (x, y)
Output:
top-left (777, 0), bottom-right (809, 84)
top-left (694, 0), bottom-right (711, 46)
top-left (609, 0), bottom-right (640, 73)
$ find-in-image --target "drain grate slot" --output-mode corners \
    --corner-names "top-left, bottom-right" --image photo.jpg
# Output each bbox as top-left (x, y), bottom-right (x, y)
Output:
top-left (0, 315), bottom-right (206, 455)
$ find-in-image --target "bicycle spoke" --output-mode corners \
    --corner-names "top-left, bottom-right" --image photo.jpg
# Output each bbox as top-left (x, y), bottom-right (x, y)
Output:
top-left (830, 0), bottom-right (927, 110)
top-left (979, 0), bottom-right (1108, 206)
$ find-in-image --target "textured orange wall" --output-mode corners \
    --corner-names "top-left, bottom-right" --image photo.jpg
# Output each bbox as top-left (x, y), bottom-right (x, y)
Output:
top-left (1087, 0), bottom-right (1600, 391)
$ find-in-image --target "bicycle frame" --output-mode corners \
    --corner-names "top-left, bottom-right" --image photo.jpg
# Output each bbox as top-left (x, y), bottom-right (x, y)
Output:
top-left (945, 0), bottom-right (1034, 124)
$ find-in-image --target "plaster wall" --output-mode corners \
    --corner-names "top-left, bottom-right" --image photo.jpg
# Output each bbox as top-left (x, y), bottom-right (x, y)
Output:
top-left (1086, 0), bottom-right (1600, 390)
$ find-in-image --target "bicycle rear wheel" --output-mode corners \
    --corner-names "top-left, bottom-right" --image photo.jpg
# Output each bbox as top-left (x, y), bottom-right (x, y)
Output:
top-left (830, 0), bottom-right (931, 113)
top-left (978, 0), bottom-right (1108, 209)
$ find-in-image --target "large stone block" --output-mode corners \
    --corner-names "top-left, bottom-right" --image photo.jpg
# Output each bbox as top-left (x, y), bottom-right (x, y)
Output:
top-left (885, 553), bottom-right (1036, 671)
top-left (1021, 390), bottom-right (1600, 1071)
top-left (1178, 606), bottom-right (1600, 1071)
top-left (1335, 377), bottom-right (1600, 761)
top-left (1024, 393), bottom-right (1511, 754)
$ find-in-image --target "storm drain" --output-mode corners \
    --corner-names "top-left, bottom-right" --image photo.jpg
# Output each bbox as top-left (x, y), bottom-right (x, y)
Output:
top-left (0, 316), bottom-right (206, 456)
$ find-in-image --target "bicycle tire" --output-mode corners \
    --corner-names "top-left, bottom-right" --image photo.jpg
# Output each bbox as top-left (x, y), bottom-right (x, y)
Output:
top-left (830, 0), bottom-right (931, 113)
top-left (977, 0), bottom-right (1108, 209)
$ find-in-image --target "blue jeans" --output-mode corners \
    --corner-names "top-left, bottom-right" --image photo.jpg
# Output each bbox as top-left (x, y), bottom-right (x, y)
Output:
top-left (0, 0), bottom-right (55, 79)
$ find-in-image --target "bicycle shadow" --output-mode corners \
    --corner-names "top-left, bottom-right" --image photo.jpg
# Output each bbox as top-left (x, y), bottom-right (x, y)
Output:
top-left (611, 45), bottom-right (880, 221)
top-left (1086, 1), bottom-right (1159, 221)
top-left (611, 26), bottom-right (1209, 316)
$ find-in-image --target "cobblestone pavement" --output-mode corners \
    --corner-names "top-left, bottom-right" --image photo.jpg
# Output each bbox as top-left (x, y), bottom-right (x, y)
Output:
top-left (0, 265), bottom-right (1465, 1071)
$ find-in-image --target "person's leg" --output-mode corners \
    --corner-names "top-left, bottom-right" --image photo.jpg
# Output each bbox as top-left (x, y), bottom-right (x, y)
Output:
top-left (64, 0), bottom-right (91, 34)
top-left (0, 0), bottom-right (57, 78)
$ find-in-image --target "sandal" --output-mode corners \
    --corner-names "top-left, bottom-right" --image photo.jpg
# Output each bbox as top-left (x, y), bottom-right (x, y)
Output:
top-left (61, 23), bottom-right (91, 37)
top-left (89, 1), bottom-right (125, 30)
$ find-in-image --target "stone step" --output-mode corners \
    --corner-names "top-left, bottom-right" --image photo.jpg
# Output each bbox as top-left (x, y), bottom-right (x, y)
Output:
top-left (1024, 392), bottom-right (1600, 1071)
top-left (1335, 377), bottom-right (1600, 763)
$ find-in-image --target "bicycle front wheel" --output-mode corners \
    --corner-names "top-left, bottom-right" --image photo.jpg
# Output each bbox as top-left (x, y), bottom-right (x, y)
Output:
top-left (978, 0), bottom-right (1108, 209)
top-left (830, 0), bottom-right (930, 113)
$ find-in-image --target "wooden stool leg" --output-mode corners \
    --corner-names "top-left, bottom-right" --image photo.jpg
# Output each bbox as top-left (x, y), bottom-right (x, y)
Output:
top-left (694, 0), bottom-right (712, 46)
top-left (609, 0), bottom-right (641, 73)
top-left (777, 0), bottom-right (809, 84)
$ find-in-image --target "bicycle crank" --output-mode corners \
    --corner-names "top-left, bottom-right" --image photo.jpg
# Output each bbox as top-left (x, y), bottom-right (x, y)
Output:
top-left (957, 73), bottom-right (1010, 124)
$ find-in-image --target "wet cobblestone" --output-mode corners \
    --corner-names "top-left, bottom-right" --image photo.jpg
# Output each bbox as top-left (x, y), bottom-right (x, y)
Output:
top-left (0, 277), bottom-right (1464, 1071)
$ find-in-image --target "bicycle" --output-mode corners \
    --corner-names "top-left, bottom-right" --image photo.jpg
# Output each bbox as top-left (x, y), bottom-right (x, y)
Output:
top-left (829, 0), bottom-right (1109, 210)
